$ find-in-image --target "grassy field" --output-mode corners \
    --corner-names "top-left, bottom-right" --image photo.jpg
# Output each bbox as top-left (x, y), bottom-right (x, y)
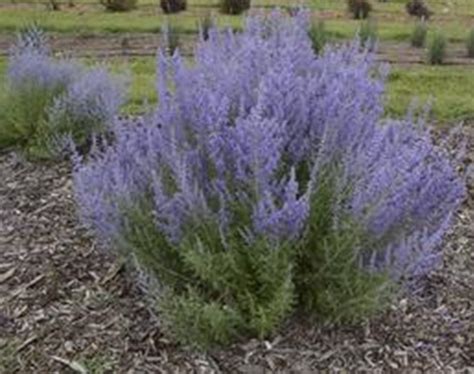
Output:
top-left (0, 0), bottom-right (472, 40)
top-left (387, 65), bottom-right (474, 123)
top-left (108, 57), bottom-right (474, 123)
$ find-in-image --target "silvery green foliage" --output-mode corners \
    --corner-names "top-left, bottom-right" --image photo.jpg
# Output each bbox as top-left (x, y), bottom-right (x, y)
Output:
top-left (46, 68), bottom-right (126, 155)
top-left (74, 10), bottom-right (465, 345)
top-left (8, 43), bottom-right (76, 94)
top-left (12, 23), bottom-right (49, 56)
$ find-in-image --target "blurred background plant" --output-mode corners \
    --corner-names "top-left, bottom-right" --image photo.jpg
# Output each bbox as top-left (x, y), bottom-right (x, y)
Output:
top-left (160, 0), bottom-right (187, 14)
top-left (406, 0), bottom-right (432, 20)
top-left (466, 28), bottom-right (474, 58)
top-left (198, 12), bottom-right (214, 41)
top-left (0, 24), bottom-right (125, 159)
top-left (427, 30), bottom-right (447, 65)
top-left (410, 20), bottom-right (428, 48)
top-left (161, 22), bottom-right (181, 55)
top-left (100, 0), bottom-right (137, 12)
top-left (347, 0), bottom-right (372, 19)
top-left (358, 18), bottom-right (378, 50)
top-left (308, 19), bottom-right (327, 55)
top-left (220, 0), bottom-right (251, 15)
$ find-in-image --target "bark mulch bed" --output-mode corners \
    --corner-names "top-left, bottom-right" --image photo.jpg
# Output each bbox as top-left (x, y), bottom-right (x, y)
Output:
top-left (0, 127), bottom-right (473, 373)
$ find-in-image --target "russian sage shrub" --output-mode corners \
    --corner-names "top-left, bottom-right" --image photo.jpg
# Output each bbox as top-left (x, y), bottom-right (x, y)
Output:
top-left (74, 11), bottom-right (465, 348)
top-left (0, 26), bottom-right (125, 159)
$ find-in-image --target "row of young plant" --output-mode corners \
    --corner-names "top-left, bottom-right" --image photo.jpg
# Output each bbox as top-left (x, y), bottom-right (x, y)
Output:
top-left (309, 19), bottom-right (474, 65)
top-left (0, 12), bottom-right (466, 349)
top-left (410, 22), bottom-right (474, 64)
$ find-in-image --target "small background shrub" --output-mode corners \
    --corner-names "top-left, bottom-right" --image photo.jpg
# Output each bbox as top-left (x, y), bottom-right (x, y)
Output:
top-left (347, 0), bottom-right (372, 19)
top-left (427, 31), bottom-right (447, 65)
top-left (160, 0), bottom-right (186, 14)
top-left (12, 22), bottom-right (48, 54)
top-left (406, 0), bottom-right (432, 19)
top-left (162, 23), bottom-right (181, 55)
top-left (47, 0), bottom-right (61, 11)
top-left (285, 5), bottom-right (300, 17)
top-left (467, 28), bottom-right (474, 58)
top-left (410, 21), bottom-right (428, 48)
top-left (359, 19), bottom-right (377, 50)
top-left (0, 25), bottom-right (125, 159)
top-left (308, 20), bottom-right (327, 55)
top-left (198, 12), bottom-right (214, 41)
top-left (100, 0), bottom-right (137, 11)
top-left (220, 0), bottom-right (250, 15)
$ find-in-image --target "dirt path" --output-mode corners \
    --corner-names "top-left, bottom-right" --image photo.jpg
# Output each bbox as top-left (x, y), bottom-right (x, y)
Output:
top-left (0, 126), bottom-right (473, 372)
top-left (1, 33), bottom-right (474, 66)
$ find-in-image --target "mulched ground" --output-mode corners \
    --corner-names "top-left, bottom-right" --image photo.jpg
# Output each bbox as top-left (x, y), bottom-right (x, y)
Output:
top-left (0, 126), bottom-right (473, 373)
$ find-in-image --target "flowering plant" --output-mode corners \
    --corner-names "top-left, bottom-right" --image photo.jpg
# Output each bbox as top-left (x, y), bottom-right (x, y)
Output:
top-left (74, 11), bottom-right (465, 348)
top-left (0, 25), bottom-right (125, 159)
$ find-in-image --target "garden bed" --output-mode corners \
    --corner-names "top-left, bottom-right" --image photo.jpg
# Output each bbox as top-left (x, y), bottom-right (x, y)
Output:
top-left (0, 125), bottom-right (473, 372)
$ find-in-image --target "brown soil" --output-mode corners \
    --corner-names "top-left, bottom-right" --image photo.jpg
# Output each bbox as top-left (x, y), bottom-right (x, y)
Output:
top-left (1, 33), bottom-right (474, 66)
top-left (0, 125), bottom-right (473, 373)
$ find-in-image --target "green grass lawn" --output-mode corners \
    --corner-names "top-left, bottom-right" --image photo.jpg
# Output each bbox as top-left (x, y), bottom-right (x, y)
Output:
top-left (387, 65), bottom-right (474, 123)
top-left (0, 7), bottom-right (240, 34)
top-left (0, 0), bottom-right (472, 43)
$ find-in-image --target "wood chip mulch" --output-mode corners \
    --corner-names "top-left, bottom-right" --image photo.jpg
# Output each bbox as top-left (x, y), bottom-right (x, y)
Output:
top-left (0, 126), bottom-right (473, 373)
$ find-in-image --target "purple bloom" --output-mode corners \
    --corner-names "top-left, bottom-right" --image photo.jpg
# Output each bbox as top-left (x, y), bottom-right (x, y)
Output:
top-left (74, 10), bottom-right (465, 286)
top-left (4, 27), bottom-right (125, 158)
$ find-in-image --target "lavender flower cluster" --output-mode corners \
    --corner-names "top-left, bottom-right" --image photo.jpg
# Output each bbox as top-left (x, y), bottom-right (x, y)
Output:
top-left (3, 26), bottom-right (125, 157)
top-left (75, 11), bottom-right (464, 296)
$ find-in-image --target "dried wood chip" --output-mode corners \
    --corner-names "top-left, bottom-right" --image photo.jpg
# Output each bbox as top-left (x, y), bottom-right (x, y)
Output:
top-left (0, 311), bottom-right (13, 328)
top-left (100, 262), bottom-right (124, 285)
top-left (16, 335), bottom-right (38, 353)
top-left (0, 267), bottom-right (16, 283)
top-left (51, 355), bottom-right (88, 374)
